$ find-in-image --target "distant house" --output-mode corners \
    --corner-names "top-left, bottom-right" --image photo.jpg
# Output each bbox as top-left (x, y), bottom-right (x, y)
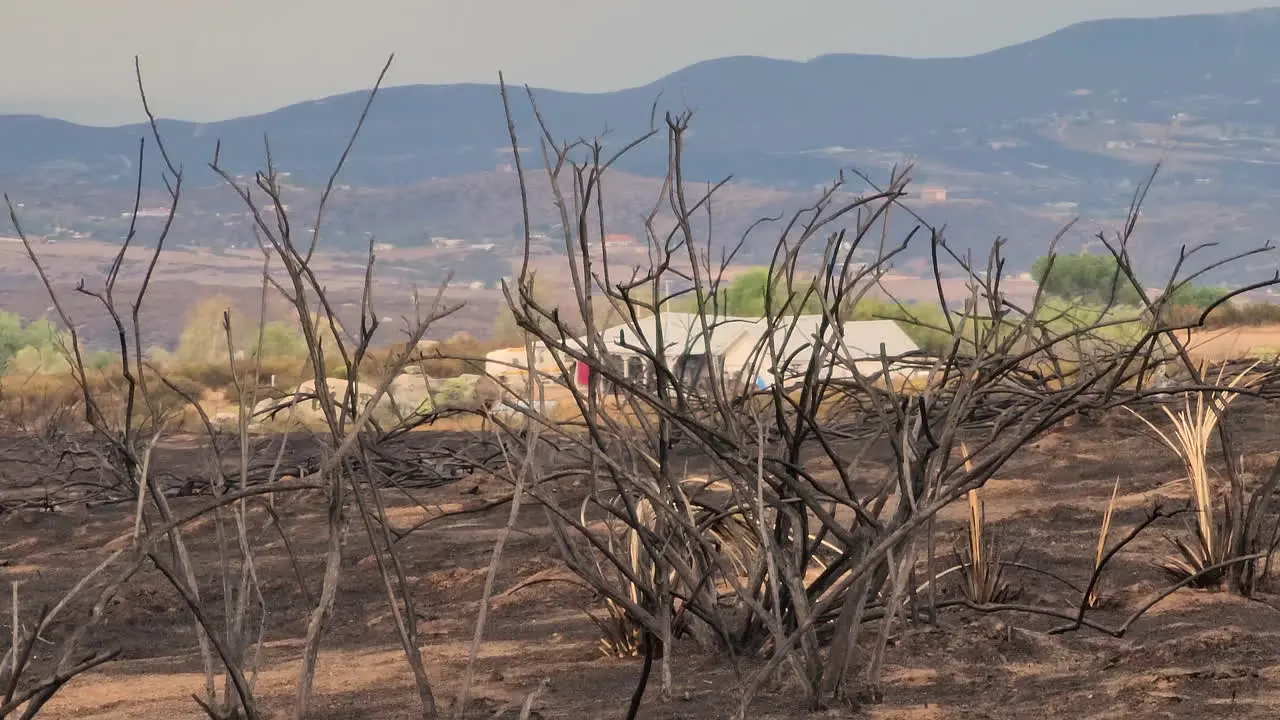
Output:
top-left (579, 312), bottom-right (756, 390)
top-left (603, 233), bottom-right (636, 246)
top-left (127, 207), bottom-right (174, 218)
top-left (568, 312), bottom-right (920, 392)
top-left (726, 317), bottom-right (920, 390)
top-left (919, 187), bottom-right (948, 203)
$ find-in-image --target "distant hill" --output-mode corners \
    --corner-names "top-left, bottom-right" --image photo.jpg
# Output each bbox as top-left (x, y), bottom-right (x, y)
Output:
top-left (0, 167), bottom-right (1068, 270)
top-left (6, 8), bottom-right (1280, 284)
top-left (5, 8), bottom-right (1280, 192)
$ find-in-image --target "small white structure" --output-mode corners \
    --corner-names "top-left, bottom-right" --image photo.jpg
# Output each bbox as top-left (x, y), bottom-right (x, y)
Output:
top-left (726, 317), bottom-right (920, 389)
top-left (484, 344), bottom-right (564, 381)
top-left (591, 312), bottom-right (756, 385)
top-left (570, 313), bottom-right (920, 392)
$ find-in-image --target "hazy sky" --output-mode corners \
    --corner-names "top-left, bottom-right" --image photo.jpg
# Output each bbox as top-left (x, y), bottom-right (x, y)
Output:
top-left (1, 0), bottom-right (1272, 125)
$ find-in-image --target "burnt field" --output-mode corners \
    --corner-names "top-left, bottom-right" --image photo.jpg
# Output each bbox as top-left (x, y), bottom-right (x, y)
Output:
top-left (3, 403), bottom-right (1280, 720)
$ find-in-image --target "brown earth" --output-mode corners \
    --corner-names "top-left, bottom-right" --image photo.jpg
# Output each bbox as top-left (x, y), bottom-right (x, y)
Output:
top-left (3, 400), bottom-right (1280, 718)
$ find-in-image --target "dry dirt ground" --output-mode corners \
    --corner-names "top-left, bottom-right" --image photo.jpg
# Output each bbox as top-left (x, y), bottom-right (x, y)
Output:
top-left (3, 403), bottom-right (1280, 719)
top-left (1186, 325), bottom-right (1280, 362)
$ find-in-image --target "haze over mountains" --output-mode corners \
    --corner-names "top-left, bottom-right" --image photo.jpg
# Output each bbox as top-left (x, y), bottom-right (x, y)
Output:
top-left (4, 8), bottom-right (1280, 279)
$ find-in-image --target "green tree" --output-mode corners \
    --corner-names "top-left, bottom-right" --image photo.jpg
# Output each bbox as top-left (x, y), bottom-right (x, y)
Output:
top-left (0, 313), bottom-right (72, 375)
top-left (0, 311), bottom-right (29, 365)
top-left (175, 295), bottom-right (256, 366)
top-left (719, 267), bottom-right (824, 317)
top-left (7, 343), bottom-right (71, 376)
top-left (147, 346), bottom-right (175, 368)
top-left (86, 351), bottom-right (115, 370)
top-left (176, 296), bottom-right (323, 370)
top-left (258, 320), bottom-right (309, 360)
top-left (672, 267), bottom-right (823, 318)
top-left (1165, 283), bottom-right (1228, 309)
top-left (19, 318), bottom-right (61, 347)
top-left (1030, 253), bottom-right (1144, 306)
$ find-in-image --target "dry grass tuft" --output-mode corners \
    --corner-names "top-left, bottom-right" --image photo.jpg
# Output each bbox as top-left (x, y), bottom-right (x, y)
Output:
top-left (954, 442), bottom-right (1018, 604)
top-left (955, 487), bottom-right (1017, 604)
top-left (1127, 362), bottom-right (1258, 588)
top-left (1087, 478), bottom-right (1121, 608)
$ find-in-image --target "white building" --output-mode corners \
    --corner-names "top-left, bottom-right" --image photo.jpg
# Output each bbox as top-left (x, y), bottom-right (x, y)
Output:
top-left (568, 312), bottom-right (920, 392)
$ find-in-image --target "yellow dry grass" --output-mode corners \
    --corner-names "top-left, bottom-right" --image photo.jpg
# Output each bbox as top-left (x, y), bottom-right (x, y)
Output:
top-left (1185, 325), bottom-right (1280, 364)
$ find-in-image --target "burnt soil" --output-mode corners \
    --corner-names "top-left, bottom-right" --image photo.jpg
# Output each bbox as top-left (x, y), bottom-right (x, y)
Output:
top-left (3, 402), bottom-right (1280, 719)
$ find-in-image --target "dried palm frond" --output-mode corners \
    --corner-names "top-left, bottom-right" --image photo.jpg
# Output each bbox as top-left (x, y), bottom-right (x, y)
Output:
top-left (691, 501), bottom-right (842, 581)
top-left (1161, 497), bottom-right (1241, 588)
top-left (625, 496), bottom-right (660, 611)
top-left (694, 504), bottom-right (760, 579)
top-left (950, 441), bottom-right (1018, 603)
top-left (954, 486), bottom-right (1017, 604)
top-left (1087, 478), bottom-right (1121, 608)
top-left (588, 596), bottom-right (643, 658)
top-left (1126, 361), bottom-right (1258, 587)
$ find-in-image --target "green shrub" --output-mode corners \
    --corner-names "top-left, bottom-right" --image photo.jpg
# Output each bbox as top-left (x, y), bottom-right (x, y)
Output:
top-left (0, 312), bottom-right (74, 375)
top-left (847, 297), bottom-right (953, 355)
top-left (1165, 284), bottom-right (1229, 309)
top-left (1031, 254), bottom-right (1144, 306)
top-left (7, 344), bottom-right (72, 377)
top-left (431, 376), bottom-right (479, 409)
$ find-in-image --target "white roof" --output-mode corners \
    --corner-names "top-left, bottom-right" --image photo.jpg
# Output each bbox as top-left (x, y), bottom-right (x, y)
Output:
top-left (582, 313), bottom-right (918, 369)
top-left (837, 319), bottom-right (920, 359)
top-left (588, 312), bottom-right (760, 357)
top-left (727, 317), bottom-right (920, 381)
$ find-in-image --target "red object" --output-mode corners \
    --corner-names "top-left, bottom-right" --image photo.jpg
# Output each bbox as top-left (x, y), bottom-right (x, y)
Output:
top-left (575, 361), bottom-right (591, 386)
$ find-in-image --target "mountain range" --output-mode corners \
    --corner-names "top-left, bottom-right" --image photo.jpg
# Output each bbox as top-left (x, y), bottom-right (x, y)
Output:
top-left (5, 8), bottom-right (1280, 280)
